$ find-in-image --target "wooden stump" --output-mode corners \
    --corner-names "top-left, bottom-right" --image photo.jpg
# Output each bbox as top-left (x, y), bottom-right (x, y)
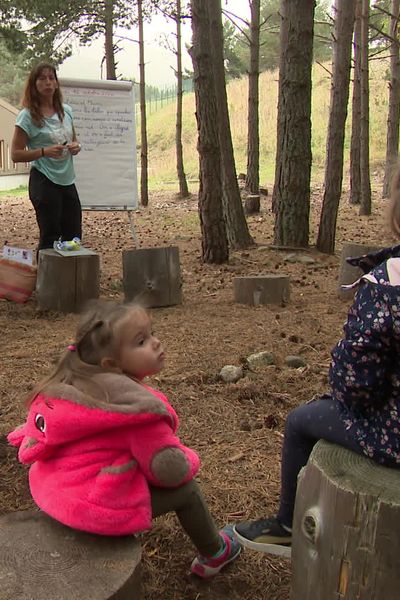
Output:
top-left (233, 275), bottom-right (290, 306)
top-left (244, 194), bottom-right (260, 214)
top-left (291, 440), bottom-right (400, 600)
top-left (338, 242), bottom-right (383, 300)
top-left (36, 249), bottom-right (100, 313)
top-left (0, 510), bottom-right (142, 600)
top-left (123, 246), bottom-right (182, 307)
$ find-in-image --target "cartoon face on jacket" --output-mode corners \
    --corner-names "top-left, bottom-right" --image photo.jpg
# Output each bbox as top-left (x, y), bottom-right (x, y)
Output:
top-left (8, 397), bottom-right (56, 464)
top-left (114, 309), bottom-right (165, 380)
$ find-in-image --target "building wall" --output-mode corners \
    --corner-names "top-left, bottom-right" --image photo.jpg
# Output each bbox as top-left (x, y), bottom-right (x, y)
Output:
top-left (0, 98), bottom-right (29, 176)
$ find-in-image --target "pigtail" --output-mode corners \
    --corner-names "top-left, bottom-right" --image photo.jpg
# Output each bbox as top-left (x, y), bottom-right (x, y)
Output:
top-left (25, 300), bottom-right (146, 406)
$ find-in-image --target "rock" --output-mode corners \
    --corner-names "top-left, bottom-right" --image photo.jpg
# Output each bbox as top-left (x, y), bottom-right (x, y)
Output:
top-left (247, 351), bottom-right (276, 369)
top-left (285, 355), bottom-right (307, 368)
top-left (283, 254), bottom-right (316, 265)
top-left (219, 365), bottom-right (244, 383)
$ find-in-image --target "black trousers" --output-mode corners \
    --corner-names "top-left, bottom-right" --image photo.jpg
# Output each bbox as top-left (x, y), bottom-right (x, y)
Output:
top-left (277, 394), bottom-right (363, 527)
top-left (29, 167), bottom-right (82, 250)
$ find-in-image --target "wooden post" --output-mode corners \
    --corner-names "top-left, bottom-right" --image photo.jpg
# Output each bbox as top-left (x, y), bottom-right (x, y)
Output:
top-left (36, 249), bottom-right (100, 313)
top-left (123, 246), bottom-right (182, 307)
top-left (338, 242), bottom-right (383, 299)
top-left (233, 275), bottom-right (290, 306)
top-left (0, 510), bottom-right (142, 599)
top-left (244, 194), bottom-right (261, 214)
top-left (291, 440), bottom-right (400, 600)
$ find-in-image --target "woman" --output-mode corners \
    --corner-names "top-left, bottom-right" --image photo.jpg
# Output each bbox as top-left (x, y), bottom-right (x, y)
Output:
top-left (11, 62), bottom-right (82, 251)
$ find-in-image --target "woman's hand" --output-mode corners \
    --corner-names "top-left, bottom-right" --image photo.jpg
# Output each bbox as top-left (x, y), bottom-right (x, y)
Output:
top-left (44, 144), bottom-right (68, 159)
top-left (67, 142), bottom-right (81, 156)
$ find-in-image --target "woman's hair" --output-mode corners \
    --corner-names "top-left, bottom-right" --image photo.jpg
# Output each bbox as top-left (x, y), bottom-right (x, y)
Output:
top-left (21, 62), bottom-right (65, 127)
top-left (26, 300), bottom-right (146, 405)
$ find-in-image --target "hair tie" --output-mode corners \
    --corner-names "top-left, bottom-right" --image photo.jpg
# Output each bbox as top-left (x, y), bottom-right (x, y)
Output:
top-left (67, 344), bottom-right (77, 352)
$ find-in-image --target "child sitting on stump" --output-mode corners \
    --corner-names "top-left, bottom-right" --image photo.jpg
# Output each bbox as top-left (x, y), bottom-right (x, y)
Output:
top-left (234, 170), bottom-right (400, 555)
top-left (9, 300), bottom-right (241, 578)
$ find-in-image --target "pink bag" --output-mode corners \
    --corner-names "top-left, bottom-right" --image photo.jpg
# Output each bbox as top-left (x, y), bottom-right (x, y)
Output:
top-left (0, 257), bottom-right (37, 303)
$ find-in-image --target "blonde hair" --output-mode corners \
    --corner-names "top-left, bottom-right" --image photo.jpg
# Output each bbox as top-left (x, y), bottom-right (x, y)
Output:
top-left (389, 164), bottom-right (400, 237)
top-left (27, 300), bottom-right (146, 405)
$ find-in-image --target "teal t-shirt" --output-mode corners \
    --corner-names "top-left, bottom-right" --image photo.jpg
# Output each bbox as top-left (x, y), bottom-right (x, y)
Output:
top-left (16, 104), bottom-right (76, 186)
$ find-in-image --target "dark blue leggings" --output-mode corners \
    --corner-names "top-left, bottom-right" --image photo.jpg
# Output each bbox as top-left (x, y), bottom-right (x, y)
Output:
top-left (277, 395), bottom-right (363, 527)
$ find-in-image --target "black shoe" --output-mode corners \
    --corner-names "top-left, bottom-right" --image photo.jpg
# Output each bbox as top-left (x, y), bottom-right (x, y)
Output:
top-left (233, 516), bottom-right (292, 557)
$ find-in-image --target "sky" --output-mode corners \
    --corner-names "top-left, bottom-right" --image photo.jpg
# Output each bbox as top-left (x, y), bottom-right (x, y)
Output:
top-left (59, 1), bottom-right (251, 87)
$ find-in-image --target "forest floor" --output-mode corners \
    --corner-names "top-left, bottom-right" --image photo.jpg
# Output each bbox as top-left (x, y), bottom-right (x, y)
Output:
top-left (0, 176), bottom-right (394, 600)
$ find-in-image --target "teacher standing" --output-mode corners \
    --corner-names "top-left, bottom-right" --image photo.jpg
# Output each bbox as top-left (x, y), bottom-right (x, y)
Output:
top-left (11, 62), bottom-right (82, 251)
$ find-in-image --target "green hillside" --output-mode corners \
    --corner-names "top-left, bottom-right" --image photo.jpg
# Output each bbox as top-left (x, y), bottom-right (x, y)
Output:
top-left (141, 60), bottom-right (391, 191)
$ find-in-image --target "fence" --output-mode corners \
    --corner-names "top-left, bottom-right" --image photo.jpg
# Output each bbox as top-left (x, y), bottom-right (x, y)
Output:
top-left (133, 79), bottom-right (194, 117)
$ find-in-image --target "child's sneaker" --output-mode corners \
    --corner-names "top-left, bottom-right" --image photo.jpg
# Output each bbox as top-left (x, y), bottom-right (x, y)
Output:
top-left (190, 525), bottom-right (241, 579)
top-left (233, 516), bottom-right (292, 558)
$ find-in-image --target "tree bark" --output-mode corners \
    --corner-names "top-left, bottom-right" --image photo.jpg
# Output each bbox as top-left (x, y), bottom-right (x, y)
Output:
top-left (272, 0), bottom-right (315, 248)
top-left (317, 0), bottom-right (356, 254)
top-left (349, 0), bottom-right (362, 205)
top-left (291, 440), bottom-right (400, 600)
top-left (175, 0), bottom-right (190, 199)
top-left (104, 0), bottom-right (116, 80)
top-left (208, 0), bottom-right (254, 250)
top-left (190, 0), bottom-right (229, 263)
top-left (138, 0), bottom-right (149, 207)
top-left (359, 0), bottom-right (371, 216)
top-left (383, 0), bottom-right (400, 198)
top-left (245, 0), bottom-right (261, 196)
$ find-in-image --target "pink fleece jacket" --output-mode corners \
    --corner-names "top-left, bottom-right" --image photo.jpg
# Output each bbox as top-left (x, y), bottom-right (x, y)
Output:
top-left (8, 373), bottom-right (200, 536)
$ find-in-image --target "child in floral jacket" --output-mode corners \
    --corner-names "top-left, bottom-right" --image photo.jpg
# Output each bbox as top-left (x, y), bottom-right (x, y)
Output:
top-left (234, 185), bottom-right (400, 556)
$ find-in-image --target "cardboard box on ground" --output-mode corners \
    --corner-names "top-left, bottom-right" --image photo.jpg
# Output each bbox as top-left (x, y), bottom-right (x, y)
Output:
top-left (0, 245), bottom-right (37, 303)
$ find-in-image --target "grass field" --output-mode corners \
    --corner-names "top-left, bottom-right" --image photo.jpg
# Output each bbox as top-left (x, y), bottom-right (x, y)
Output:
top-left (142, 59), bottom-right (391, 190)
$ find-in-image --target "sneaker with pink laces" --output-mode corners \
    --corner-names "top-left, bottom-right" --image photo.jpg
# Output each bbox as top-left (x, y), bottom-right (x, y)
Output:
top-left (190, 525), bottom-right (241, 579)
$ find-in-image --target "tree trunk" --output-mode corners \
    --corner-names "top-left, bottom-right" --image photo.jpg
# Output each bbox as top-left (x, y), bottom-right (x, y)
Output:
top-left (245, 0), bottom-right (261, 196)
top-left (104, 0), bottom-right (116, 80)
top-left (383, 0), bottom-right (400, 198)
top-left (175, 0), bottom-right (190, 199)
top-left (349, 0), bottom-right (362, 205)
top-left (208, 0), bottom-right (254, 250)
top-left (190, 0), bottom-right (229, 263)
top-left (317, 0), bottom-right (356, 254)
top-left (359, 0), bottom-right (371, 216)
top-left (272, 0), bottom-right (314, 248)
top-left (138, 0), bottom-right (149, 207)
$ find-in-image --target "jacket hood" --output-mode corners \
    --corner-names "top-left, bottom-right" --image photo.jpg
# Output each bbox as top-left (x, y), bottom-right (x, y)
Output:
top-left (346, 244), bottom-right (400, 273)
top-left (8, 373), bottom-right (176, 464)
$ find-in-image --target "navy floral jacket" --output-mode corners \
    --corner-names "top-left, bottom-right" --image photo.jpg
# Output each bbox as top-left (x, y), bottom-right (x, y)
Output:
top-left (330, 245), bottom-right (400, 467)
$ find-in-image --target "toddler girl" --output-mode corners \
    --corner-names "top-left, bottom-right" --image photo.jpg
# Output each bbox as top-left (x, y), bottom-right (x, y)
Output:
top-left (8, 300), bottom-right (240, 578)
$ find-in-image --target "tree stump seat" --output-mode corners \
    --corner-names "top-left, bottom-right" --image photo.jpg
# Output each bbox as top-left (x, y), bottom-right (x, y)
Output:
top-left (0, 510), bottom-right (142, 600)
top-left (291, 440), bottom-right (400, 599)
top-left (338, 242), bottom-right (384, 300)
top-left (244, 194), bottom-right (261, 214)
top-left (233, 275), bottom-right (290, 305)
top-left (36, 249), bottom-right (100, 313)
top-left (123, 246), bottom-right (182, 307)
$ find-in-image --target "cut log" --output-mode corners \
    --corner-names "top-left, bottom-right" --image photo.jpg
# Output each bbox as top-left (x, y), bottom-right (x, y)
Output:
top-left (36, 249), bottom-right (100, 313)
top-left (244, 194), bottom-right (260, 214)
top-left (338, 242), bottom-right (383, 300)
top-left (233, 275), bottom-right (290, 306)
top-left (291, 440), bottom-right (400, 600)
top-left (123, 246), bottom-right (182, 307)
top-left (0, 510), bottom-right (142, 600)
